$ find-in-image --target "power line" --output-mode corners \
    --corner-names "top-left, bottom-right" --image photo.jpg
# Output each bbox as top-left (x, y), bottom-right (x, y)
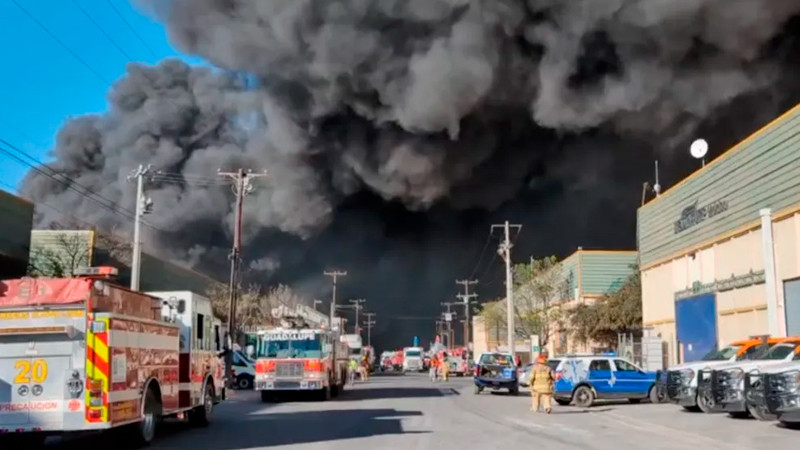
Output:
top-left (70, 0), bottom-right (136, 61)
top-left (0, 138), bottom-right (170, 233)
top-left (104, 0), bottom-right (159, 59)
top-left (11, 0), bottom-right (112, 86)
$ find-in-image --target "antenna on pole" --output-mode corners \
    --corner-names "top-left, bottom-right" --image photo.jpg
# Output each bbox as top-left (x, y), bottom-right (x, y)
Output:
top-left (690, 138), bottom-right (708, 168)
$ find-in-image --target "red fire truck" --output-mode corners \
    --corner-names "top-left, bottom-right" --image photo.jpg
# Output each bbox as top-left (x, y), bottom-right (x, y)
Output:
top-left (253, 317), bottom-right (348, 402)
top-left (0, 268), bottom-right (224, 446)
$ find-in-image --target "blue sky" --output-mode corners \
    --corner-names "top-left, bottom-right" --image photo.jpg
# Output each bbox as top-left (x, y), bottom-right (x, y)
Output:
top-left (0, 0), bottom-right (203, 194)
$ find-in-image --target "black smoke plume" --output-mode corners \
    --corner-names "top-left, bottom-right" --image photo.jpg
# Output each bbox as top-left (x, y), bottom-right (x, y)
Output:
top-left (21, 0), bottom-right (800, 349)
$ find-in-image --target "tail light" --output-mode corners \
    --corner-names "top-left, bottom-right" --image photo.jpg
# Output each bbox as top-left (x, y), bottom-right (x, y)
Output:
top-left (474, 365), bottom-right (481, 377)
top-left (256, 360), bottom-right (276, 373)
top-left (304, 360), bottom-right (323, 372)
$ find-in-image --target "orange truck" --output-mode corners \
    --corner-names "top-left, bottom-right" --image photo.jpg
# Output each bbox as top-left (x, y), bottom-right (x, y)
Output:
top-left (0, 268), bottom-right (224, 447)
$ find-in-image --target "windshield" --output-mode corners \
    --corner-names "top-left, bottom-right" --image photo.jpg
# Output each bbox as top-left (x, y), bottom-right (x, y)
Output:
top-left (479, 353), bottom-right (514, 367)
top-left (741, 344), bottom-right (771, 360)
top-left (763, 343), bottom-right (799, 360)
top-left (405, 350), bottom-right (422, 357)
top-left (547, 360), bottom-right (561, 371)
top-left (257, 331), bottom-right (324, 359)
top-left (704, 345), bottom-right (741, 361)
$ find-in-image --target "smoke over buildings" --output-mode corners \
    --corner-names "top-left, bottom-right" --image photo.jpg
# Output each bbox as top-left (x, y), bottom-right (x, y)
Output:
top-left (21, 0), bottom-right (800, 348)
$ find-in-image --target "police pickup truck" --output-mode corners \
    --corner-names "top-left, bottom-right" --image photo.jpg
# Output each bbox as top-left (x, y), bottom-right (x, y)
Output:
top-left (473, 352), bottom-right (519, 395)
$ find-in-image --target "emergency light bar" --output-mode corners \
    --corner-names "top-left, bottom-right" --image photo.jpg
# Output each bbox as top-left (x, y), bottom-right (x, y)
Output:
top-left (74, 266), bottom-right (119, 277)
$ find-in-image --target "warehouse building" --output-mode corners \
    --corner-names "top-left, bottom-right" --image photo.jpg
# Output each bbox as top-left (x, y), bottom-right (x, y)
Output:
top-left (638, 103), bottom-right (800, 366)
top-left (29, 229), bottom-right (225, 293)
top-left (0, 189), bottom-right (34, 278)
top-left (472, 248), bottom-right (637, 358)
top-left (549, 249), bottom-right (638, 355)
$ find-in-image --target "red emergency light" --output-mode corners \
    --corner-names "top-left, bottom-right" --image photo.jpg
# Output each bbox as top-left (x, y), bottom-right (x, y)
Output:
top-left (74, 266), bottom-right (119, 278)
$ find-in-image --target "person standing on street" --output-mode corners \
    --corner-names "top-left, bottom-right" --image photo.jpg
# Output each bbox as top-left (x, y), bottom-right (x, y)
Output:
top-left (530, 355), bottom-right (555, 414)
top-left (430, 355), bottom-right (439, 382)
top-left (440, 352), bottom-right (450, 382)
top-left (348, 358), bottom-right (358, 385)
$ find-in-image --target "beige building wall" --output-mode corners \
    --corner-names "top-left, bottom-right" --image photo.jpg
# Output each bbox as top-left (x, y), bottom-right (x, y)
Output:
top-left (642, 209), bottom-right (800, 366)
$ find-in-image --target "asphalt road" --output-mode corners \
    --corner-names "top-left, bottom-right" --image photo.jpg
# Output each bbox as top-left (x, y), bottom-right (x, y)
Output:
top-left (46, 373), bottom-right (799, 449)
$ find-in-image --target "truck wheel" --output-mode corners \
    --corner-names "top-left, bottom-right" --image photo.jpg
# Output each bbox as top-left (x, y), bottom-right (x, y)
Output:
top-left (237, 375), bottom-right (253, 390)
top-left (320, 384), bottom-right (332, 401)
top-left (697, 391), bottom-right (715, 413)
top-left (747, 403), bottom-right (776, 421)
top-left (649, 385), bottom-right (665, 404)
top-left (189, 383), bottom-right (215, 427)
top-left (133, 388), bottom-right (161, 445)
top-left (573, 386), bottom-right (594, 408)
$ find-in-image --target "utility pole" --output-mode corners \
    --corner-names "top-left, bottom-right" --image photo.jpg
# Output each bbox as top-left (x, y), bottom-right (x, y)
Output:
top-left (127, 164), bottom-right (153, 291)
top-left (364, 312), bottom-right (376, 346)
top-left (491, 220), bottom-right (522, 357)
top-left (218, 168), bottom-right (267, 388)
top-left (349, 299), bottom-right (366, 334)
top-left (324, 270), bottom-right (347, 329)
top-left (442, 302), bottom-right (458, 350)
top-left (456, 279), bottom-right (478, 351)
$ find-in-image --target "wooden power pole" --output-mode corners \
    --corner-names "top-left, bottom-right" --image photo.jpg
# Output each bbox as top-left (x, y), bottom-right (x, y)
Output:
top-left (218, 168), bottom-right (267, 387)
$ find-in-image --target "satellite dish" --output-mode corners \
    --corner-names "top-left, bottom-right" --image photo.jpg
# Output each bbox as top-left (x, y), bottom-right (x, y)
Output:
top-left (690, 139), bottom-right (708, 159)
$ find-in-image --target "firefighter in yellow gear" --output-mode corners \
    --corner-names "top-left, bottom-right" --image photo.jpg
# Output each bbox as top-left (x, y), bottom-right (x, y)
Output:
top-left (440, 352), bottom-right (450, 381)
top-left (530, 355), bottom-right (555, 414)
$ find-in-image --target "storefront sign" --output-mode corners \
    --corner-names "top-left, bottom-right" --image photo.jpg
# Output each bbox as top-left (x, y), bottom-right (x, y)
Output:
top-left (673, 199), bottom-right (729, 234)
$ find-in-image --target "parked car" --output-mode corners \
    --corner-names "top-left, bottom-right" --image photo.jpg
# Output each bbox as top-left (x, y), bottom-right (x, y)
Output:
top-left (473, 352), bottom-right (519, 395)
top-left (665, 337), bottom-right (778, 412)
top-left (552, 354), bottom-right (659, 408)
top-left (232, 349), bottom-right (256, 389)
top-left (518, 363), bottom-right (535, 387)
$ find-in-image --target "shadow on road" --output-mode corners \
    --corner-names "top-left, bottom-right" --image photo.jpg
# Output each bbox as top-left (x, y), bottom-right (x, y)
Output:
top-left (335, 386), bottom-right (449, 401)
top-left (154, 408), bottom-right (427, 449)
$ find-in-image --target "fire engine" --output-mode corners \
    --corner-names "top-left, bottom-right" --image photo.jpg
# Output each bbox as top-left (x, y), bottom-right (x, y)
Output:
top-left (253, 308), bottom-right (348, 402)
top-left (0, 268), bottom-right (224, 446)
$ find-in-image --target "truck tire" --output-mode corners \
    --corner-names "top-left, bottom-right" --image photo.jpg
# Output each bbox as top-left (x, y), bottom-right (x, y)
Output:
top-left (189, 382), bottom-right (215, 427)
top-left (747, 403), bottom-right (776, 421)
top-left (320, 385), bottom-right (331, 402)
top-left (133, 388), bottom-right (161, 445)
top-left (573, 385), bottom-right (594, 408)
top-left (236, 374), bottom-right (253, 390)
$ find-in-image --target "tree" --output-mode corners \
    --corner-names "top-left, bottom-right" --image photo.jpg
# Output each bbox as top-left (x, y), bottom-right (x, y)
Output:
top-left (206, 283), bottom-right (306, 327)
top-left (477, 300), bottom-right (506, 344)
top-left (569, 265), bottom-right (642, 348)
top-left (512, 256), bottom-right (567, 347)
top-left (28, 232), bottom-right (92, 277)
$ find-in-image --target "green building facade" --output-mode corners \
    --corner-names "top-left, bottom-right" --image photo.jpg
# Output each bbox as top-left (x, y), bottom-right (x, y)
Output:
top-left (559, 249), bottom-right (637, 300)
top-left (637, 104), bottom-right (800, 269)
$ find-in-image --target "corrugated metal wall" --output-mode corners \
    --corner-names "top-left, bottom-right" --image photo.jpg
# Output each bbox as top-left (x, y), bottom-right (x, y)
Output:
top-left (638, 104), bottom-right (800, 268)
top-left (0, 189), bottom-right (34, 271)
top-left (579, 252), bottom-right (638, 296)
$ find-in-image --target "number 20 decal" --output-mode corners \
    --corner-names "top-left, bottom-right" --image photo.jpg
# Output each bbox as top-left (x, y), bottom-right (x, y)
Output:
top-left (14, 359), bottom-right (48, 384)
